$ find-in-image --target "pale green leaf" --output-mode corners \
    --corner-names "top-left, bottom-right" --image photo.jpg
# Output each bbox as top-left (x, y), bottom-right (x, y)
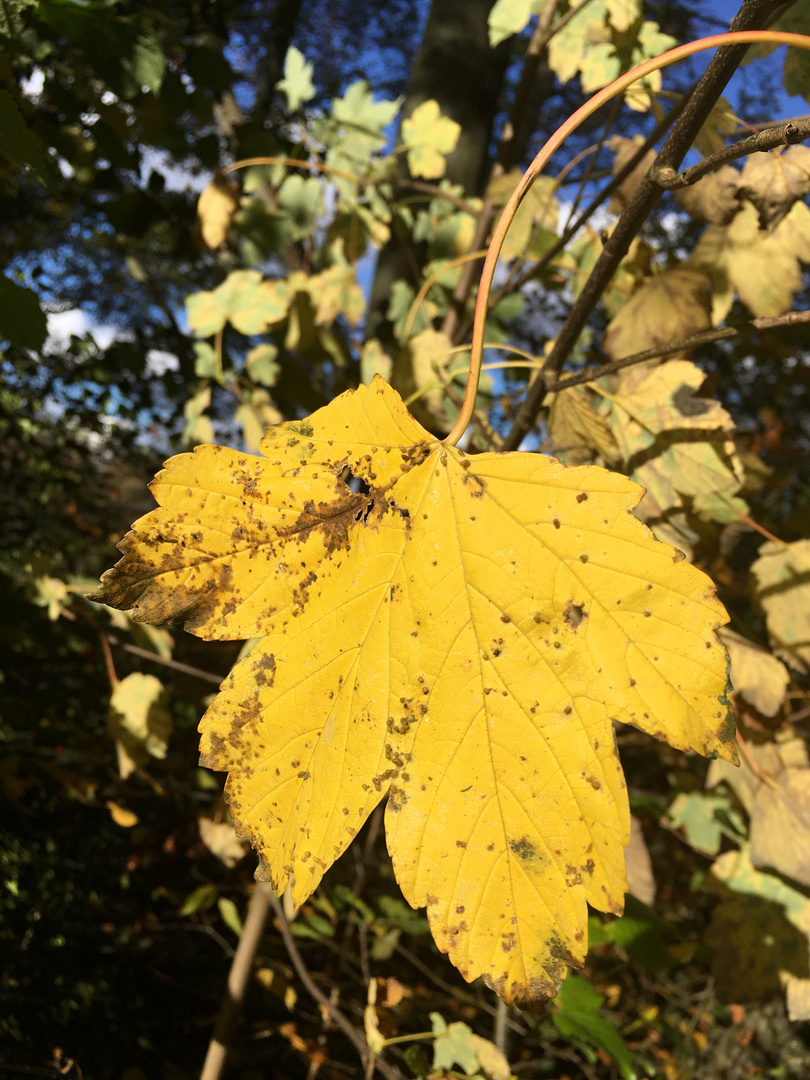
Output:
top-left (276, 46), bottom-right (315, 112)
top-left (401, 99), bottom-right (461, 180)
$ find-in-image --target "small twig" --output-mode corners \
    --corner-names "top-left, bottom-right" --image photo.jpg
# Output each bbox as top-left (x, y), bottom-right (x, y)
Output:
top-left (106, 635), bottom-right (225, 685)
top-left (394, 944), bottom-right (528, 1035)
top-left (735, 728), bottom-right (779, 789)
top-left (200, 883), bottom-right (274, 1080)
top-left (493, 998), bottom-right (509, 1057)
top-left (712, 495), bottom-right (786, 546)
top-left (268, 891), bottom-right (400, 1080)
top-left (546, 308), bottom-right (810, 393)
top-left (98, 632), bottom-right (119, 688)
top-left (652, 116), bottom-right (810, 189)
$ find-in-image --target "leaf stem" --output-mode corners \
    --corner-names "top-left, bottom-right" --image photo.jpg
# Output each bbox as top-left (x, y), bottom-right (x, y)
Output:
top-left (402, 250), bottom-right (488, 343)
top-left (442, 29), bottom-right (810, 449)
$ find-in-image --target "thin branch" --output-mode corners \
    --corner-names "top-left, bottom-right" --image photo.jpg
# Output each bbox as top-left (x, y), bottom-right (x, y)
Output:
top-left (546, 308), bottom-right (810, 393)
top-left (98, 633), bottom-right (119, 688)
top-left (454, 96), bottom-right (688, 345)
top-left (653, 116), bottom-right (810, 189)
top-left (106, 636), bottom-right (225, 685)
top-left (738, 111), bottom-right (810, 132)
top-left (200, 883), bottom-right (274, 1080)
top-left (493, 998), bottom-right (509, 1058)
top-left (268, 890), bottom-right (400, 1080)
top-left (502, 0), bottom-right (792, 451)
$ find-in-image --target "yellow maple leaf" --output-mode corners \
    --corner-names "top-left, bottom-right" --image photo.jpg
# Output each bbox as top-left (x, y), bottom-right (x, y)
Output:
top-left (90, 377), bottom-right (735, 1005)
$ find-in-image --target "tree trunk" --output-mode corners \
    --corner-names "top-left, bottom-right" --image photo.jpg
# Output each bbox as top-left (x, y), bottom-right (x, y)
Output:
top-left (365, 0), bottom-right (511, 348)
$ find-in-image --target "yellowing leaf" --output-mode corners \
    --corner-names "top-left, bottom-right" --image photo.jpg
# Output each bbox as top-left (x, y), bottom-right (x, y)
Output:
top-left (674, 165), bottom-right (740, 226)
top-left (487, 0), bottom-right (540, 46)
top-left (391, 328), bottom-right (453, 429)
top-left (360, 338), bottom-right (393, 385)
top-left (607, 135), bottom-right (656, 215)
top-left (487, 170), bottom-right (559, 260)
top-left (691, 200), bottom-right (810, 319)
top-left (186, 271), bottom-right (292, 338)
top-left (108, 672), bottom-right (172, 780)
top-left (738, 144), bottom-right (810, 230)
top-left (91, 377), bottom-right (735, 1005)
top-left (604, 268), bottom-right (712, 361)
top-left (750, 766), bottom-right (810, 889)
top-left (604, 0), bottom-right (640, 32)
top-left (548, 2), bottom-right (610, 86)
top-left (604, 360), bottom-right (745, 523)
top-left (200, 816), bottom-right (246, 868)
top-left (625, 816), bottom-right (655, 906)
top-left (107, 801), bottom-right (139, 828)
top-left (307, 263), bottom-right (365, 327)
top-left (718, 628), bottom-right (789, 717)
top-left (752, 538), bottom-right (810, 674)
top-left (401, 100), bottom-right (461, 180)
top-left (547, 385), bottom-right (619, 466)
top-left (694, 97), bottom-right (739, 158)
top-left (197, 174), bottom-right (239, 250)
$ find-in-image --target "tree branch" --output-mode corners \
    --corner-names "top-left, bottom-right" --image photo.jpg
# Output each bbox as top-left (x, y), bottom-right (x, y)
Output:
top-left (502, 0), bottom-right (790, 451)
top-left (106, 635), bottom-right (225, 686)
top-left (546, 309), bottom-right (810, 393)
top-left (453, 95), bottom-right (689, 345)
top-left (268, 890), bottom-right (400, 1080)
top-left (652, 116), bottom-right (810, 189)
top-left (200, 883), bottom-right (274, 1080)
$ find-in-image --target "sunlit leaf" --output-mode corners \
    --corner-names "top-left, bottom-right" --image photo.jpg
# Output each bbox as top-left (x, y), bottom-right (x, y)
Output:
top-left (401, 99), bottom-right (461, 180)
top-left (92, 377), bottom-right (735, 1004)
top-left (197, 173), bottom-right (239, 250)
top-left (752, 538), bottom-right (810, 674)
top-left (276, 46), bottom-right (315, 112)
top-left (719, 628), bottom-right (789, 717)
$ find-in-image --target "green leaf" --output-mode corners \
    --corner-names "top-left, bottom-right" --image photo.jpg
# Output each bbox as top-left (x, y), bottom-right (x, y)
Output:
top-left (332, 80), bottom-right (399, 143)
top-left (430, 1013), bottom-right (481, 1076)
top-left (217, 896), bottom-right (244, 937)
top-left (245, 344), bottom-right (280, 387)
top-left (554, 976), bottom-right (637, 1080)
top-left (487, 0), bottom-right (547, 47)
top-left (0, 0), bottom-right (37, 36)
top-left (276, 46), bottom-right (315, 111)
top-left (0, 274), bottom-right (47, 350)
top-left (179, 883), bottom-right (218, 916)
top-left (186, 271), bottom-right (292, 338)
top-left (278, 174), bottom-right (323, 240)
top-left (0, 90), bottom-right (49, 178)
top-left (669, 791), bottom-right (745, 856)
top-left (125, 29), bottom-right (164, 95)
top-left (193, 342), bottom-right (219, 380)
top-left (290, 913), bottom-right (335, 940)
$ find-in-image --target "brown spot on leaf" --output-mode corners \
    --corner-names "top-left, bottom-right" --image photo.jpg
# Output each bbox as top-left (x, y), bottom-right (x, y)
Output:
top-left (509, 836), bottom-right (537, 861)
